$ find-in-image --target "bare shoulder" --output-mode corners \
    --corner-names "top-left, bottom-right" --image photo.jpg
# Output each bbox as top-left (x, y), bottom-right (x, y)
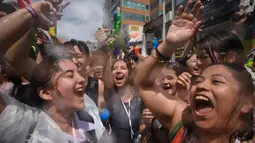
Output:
top-left (170, 100), bottom-right (188, 132)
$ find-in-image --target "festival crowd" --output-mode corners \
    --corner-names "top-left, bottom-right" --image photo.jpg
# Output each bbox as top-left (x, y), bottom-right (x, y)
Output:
top-left (0, 0), bottom-right (255, 143)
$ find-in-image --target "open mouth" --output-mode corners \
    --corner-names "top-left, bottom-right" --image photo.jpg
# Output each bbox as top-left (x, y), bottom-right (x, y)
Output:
top-left (193, 66), bottom-right (200, 72)
top-left (76, 87), bottom-right (85, 97)
top-left (115, 75), bottom-right (124, 81)
top-left (194, 94), bottom-right (214, 115)
top-left (163, 83), bottom-right (172, 90)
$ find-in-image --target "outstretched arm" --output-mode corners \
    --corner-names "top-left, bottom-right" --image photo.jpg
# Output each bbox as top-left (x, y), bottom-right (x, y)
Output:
top-left (0, 9), bottom-right (34, 54)
top-left (0, 0), bottom-right (69, 113)
top-left (0, 0), bottom-right (69, 54)
top-left (135, 0), bottom-right (203, 125)
top-left (181, 38), bottom-right (194, 57)
top-left (4, 29), bottom-right (37, 81)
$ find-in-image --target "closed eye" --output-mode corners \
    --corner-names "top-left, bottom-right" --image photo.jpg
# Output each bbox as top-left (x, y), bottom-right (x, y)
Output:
top-left (211, 79), bottom-right (224, 85)
top-left (63, 71), bottom-right (74, 78)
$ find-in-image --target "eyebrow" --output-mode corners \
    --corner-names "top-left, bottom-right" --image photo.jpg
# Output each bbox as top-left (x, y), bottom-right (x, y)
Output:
top-left (211, 74), bottom-right (225, 78)
top-left (61, 70), bottom-right (74, 76)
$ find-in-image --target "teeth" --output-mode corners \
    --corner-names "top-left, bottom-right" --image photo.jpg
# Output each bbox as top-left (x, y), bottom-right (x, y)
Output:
top-left (195, 95), bottom-right (209, 101)
top-left (77, 88), bottom-right (84, 92)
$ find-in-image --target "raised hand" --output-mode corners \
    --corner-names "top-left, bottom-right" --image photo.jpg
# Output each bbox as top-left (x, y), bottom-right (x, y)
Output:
top-left (94, 28), bottom-right (111, 49)
top-left (166, 0), bottom-right (204, 45)
top-left (30, 0), bottom-right (70, 29)
top-left (95, 28), bottom-right (109, 44)
top-left (177, 72), bottom-right (192, 91)
top-left (176, 72), bottom-right (192, 103)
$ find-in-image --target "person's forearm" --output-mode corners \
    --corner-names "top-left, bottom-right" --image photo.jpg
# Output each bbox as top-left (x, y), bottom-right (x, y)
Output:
top-left (103, 54), bottom-right (114, 88)
top-left (0, 8), bottom-right (35, 54)
top-left (181, 39), bottom-right (193, 57)
top-left (4, 29), bottom-right (36, 81)
top-left (135, 41), bottom-right (178, 88)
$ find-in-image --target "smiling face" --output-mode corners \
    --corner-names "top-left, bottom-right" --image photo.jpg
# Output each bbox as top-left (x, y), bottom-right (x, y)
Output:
top-left (112, 60), bottom-right (129, 87)
top-left (190, 65), bottom-right (243, 133)
top-left (186, 54), bottom-right (201, 76)
top-left (71, 45), bottom-right (89, 71)
top-left (48, 60), bottom-right (86, 112)
top-left (158, 68), bottom-right (178, 96)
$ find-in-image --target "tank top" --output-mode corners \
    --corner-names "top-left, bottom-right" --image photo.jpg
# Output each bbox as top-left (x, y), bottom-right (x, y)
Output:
top-left (106, 88), bottom-right (144, 143)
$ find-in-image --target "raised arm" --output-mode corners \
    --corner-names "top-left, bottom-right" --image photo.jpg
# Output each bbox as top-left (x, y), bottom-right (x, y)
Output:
top-left (98, 79), bottom-right (105, 108)
top-left (0, 8), bottom-right (35, 54)
top-left (94, 29), bottom-right (115, 89)
top-left (103, 54), bottom-right (114, 89)
top-left (4, 29), bottom-right (36, 81)
top-left (181, 38), bottom-right (194, 57)
top-left (0, 0), bottom-right (69, 54)
top-left (135, 0), bottom-right (203, 124)
top-left (0, 0), bottom-right (69, 112)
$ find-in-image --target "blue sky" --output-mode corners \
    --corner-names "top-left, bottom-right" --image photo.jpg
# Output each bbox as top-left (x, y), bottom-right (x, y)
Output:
top-left (31, 0), bottom-right (104, 41)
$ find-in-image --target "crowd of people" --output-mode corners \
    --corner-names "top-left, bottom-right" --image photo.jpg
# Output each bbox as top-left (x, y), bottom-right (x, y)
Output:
top-left (0, 0), bottom-right (255, 143)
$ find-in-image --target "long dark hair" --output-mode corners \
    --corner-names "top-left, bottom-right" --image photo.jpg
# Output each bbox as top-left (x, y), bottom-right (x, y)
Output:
top-left (182, 63), bottom-right (254, 143)
top-left (111, 59), bottom-right (138, 98)
top-left (28, 53), bottom-right (74, 107)
top-left (64, 39), bottom-right (90, 57)
top-left (197, 31), bottom-right (246, 66)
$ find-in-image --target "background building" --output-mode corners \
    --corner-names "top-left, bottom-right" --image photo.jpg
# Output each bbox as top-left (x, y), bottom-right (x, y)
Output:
top-left (103, 0), bottom-right (170, 36)
top-left (121, 0), bottom-right (150, 35)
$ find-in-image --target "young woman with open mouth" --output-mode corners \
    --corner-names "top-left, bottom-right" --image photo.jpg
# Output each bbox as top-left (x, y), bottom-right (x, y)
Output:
top-left (0, 1), bottom-right (106, 142)
top-left (135, 0), bottom-right (255, 142)
top-left (106, 59), bottom-right (144, 143)
top-left (179, 54), bottom-right (201, 77)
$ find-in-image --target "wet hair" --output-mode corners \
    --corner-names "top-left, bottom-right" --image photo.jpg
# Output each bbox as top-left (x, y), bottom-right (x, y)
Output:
top-left (178, 54), bottom-right (194, 67)
top-left (182, 63), bottom-right (255, 142)
top-left (112, 59), bottom-right (132, 74)
top-left (64, 39), bottom-right (90, 57)
top-left (164, 62), bottom-right (186, 77)
top-left (197, 31), bottom-right (246, 66)
top-left (29, 53), bottom-right (73, 107)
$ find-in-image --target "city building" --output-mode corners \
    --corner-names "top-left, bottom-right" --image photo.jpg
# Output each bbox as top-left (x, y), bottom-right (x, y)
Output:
top-left (121, 0), bottom-right (150, 35)
top-left (103, 0), bottom-right (171, 36)
top-left (144, 0), bottom-right (255, 58)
